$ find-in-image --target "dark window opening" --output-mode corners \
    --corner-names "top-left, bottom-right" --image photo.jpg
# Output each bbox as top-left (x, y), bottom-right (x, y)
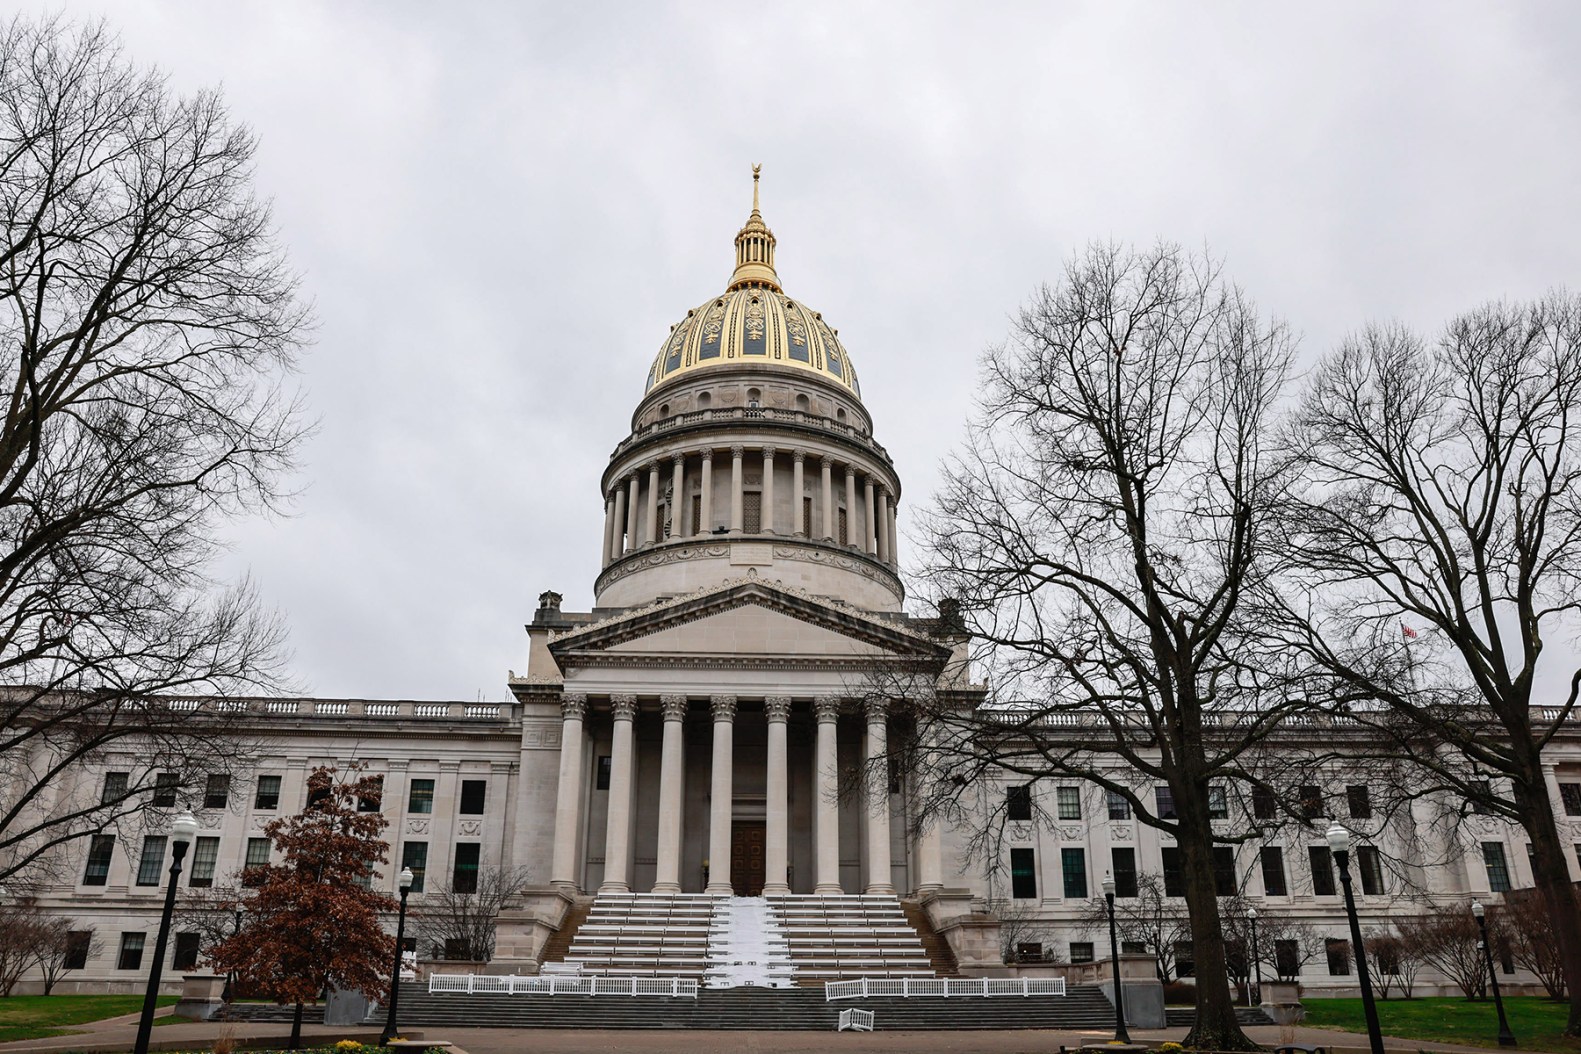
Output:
top-left (1357, 845), bottom-right (1385, 895)
top-left (1155, 786), bottom-right (1177, 820)
top-left (1309, 846), bottom-right (1336, 896)
top-left (1175, 941), bottom-right (1195, 978)
top-left (1006, 785), bottom-right (1032, 821)
top-left (254, 775), bottom-right (281, 810)
top-left (453, 842), bottom-right (481, 893)
top-left (1016, 942), bottom-right (1044, 963)
top-left (402, 842), bottom-right (429, 893)
top-left (136, 836), bottom-right (167, 886)
top-left (1111, 847), bottom-right (1138, 898)
top-left (407, 778), bottom-right (435, 814)
top-left (1160, 846), bottom-right (1185, 897)
top-left (1298, 785), bottom-right (1325, 821)
top-left (596, 758), bottom-right (612, 791)
top-left (459, 779), bottom-right (487, 815)
top-left (172, 931), bottom-right (200, 971)
top-left (1208, 785), bottom-right (1229, 820)
top-left (82, 835), bottom-right (115, 886)
top-left (153, 773), bottom-right (179, 808)
top-left (1346, 785), bottom-right (1372, 819)
top-left (1326, 938), bottom-right (1352, 976)
top-left (1010, 847), bottom-right (1037, 899)
top-left (64, 931), bottom-right (92, 970)
top-left (358, 775), bottom-right (384, 813)
top-left (1061, 847), bottom-right (1087, 899)
top-left (1560, 783), bottom-right (1581, 817)
top-left (102, 772), bottom-right (129, 805)
top-left (1260, 846), bottom-right (1288, 896)
top-left (203, 774), bottom-right (229, 810)
top-left (1107, 791), bottom-right (1131, 819)
top-left (118, 933), bottom-right (146, 970)
top-left (1070, 941), bottom-right (1095, 963)
top-left (189, 836), bottom-right (219, 888)
top-left (1482, 842), bottom-right (1511, 893)
top-left (1212, 846), bottom-right (1237, 896)
top-left (1252, 785), bottom-right (1278, 821)
top-left (1274, 939), bottom-right (1300, 980)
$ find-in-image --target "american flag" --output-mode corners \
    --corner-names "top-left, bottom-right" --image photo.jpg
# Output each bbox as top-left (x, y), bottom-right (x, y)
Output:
top-left (1401, 623), bottom-right (1418, 639)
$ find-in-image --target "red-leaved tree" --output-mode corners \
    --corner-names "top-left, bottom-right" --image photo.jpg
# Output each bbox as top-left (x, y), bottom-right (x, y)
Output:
top-left (211, 767), bottom-right (395, 1049)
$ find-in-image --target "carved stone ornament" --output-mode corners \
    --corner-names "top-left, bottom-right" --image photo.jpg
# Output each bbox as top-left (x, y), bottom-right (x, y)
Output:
top-left (199, 811), bottom-right (223, 830)
top-left (459, 820), bottom-right (483, 837)
top-left (1058, 825), bottom-right (1083, 841)
top-left (597, 542), bottom-right (732, 587)
top-left (406, 819), bottom-right (430, 834)
top-left (761, 445), bottom-right (777, 460)
top-left (710, 694), bottom-right (738, 722)
top-left (250, 814), bottom-right (271, 831)
top-left (1110, 824), bottom-right (1133, 841)
top-left (764, 696), bottom-right (793, 722)
top-left (660, 694), bottom-right (689, 720)
top-left (1010, 823), bottom-right (1033, 842)
top-left (610, 695), bottom-right (639, 721)
top-left (730, 445), bottom-right (745, 459)
top-left (672, 451), bottom-right (685, 466)
top-left (561, 693), bottom-right (588, 721)
top-left (864, 696), bottom-right (890, 723)
top-left (792, 449), bottom-right (806, 464)
top-left (814, 695), bottom-right (843, 722)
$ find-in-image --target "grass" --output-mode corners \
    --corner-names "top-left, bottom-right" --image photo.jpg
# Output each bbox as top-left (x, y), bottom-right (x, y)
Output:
top-left (1302, 995), bottom-right (1580, 1052)
top-left (0, 993), bottom-right (179, 1043)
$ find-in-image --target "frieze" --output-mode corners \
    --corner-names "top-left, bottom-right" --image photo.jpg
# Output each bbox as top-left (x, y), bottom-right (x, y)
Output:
top-left (406, 819), bottom-right (430, 834)
top-left (198, 811), bottom-right (223, 830)
top-left (1058, 825), bottom-right (1083, 841)
top-left (522, 720), bottom-right (564, 749)
top-left (1110, 824), bottom-right (1133, 841)
top-left (459, 820), bottom-right (483, 836)
top-left (1009, 823), bottom-right (1033, 842)
top-left (595, 543), bottom-right (732, 588)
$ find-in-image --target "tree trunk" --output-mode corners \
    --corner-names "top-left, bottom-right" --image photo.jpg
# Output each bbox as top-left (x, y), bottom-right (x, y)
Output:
top-left (1175, 793), bottom-right (1258, 1051)
top-left (289, 1000), bottom-right (303, 1050)
top-left (1513, 753), bottom-right (1581, 1036)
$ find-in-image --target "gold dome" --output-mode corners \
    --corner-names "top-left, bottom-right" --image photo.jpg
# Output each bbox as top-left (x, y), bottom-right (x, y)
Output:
top-left (643, 168), bottom-right (861, 399)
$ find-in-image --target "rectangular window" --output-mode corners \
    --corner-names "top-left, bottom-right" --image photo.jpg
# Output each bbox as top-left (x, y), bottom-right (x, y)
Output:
top-left (1469, 779), bottom-right (1493, 814)
top-left (1498, 936), bottom-right (1515, 975)
top-left (1106, 791), bottom-right (1131, 820)
top-left (1160, 846), bottom-right (1185, 897)
top-left (1208, 785), bottom-right (1229, 820)
top-left (1069, 941), bottom-right (1095, 964)
top-left (1560, 783), bottom-right (1581, 817)
top-left (402, 841), bottom-right (429, 893)
top-left (64, 931), bottom-right (92, 970)
top-left (1175, 941), bottom-right (1195, 978)
top-left (1006, 785), bottom-right (1032, 821)
top-left (203, 774), bottom-right (230, 810)
top-left (1274, 939), bottom-right (1300, 979)
top-left (802, 497), bottom-right (813, 537)
top-left (1309, 846), bottom-right (1336, 896)
top-left (1056, 786), bottom-right (1082, 821)
top-left (596, 758), bottom-right (612, 792)
top-left (117, 933), bottom-right (146, 970)
top-left (254, 775), bottom-right (281, 810)
top-left (243, 837), bottom-right (270, 884)
top-left (1260, 846), bottom-right (1288, 896)
top-left (1122, 941), bottom-right (1148, 955)
top-left (691, 494), bottom-right (702, 535)
top-left (453, 842), bottom-right (480, 893)
top-left (407, 778), bottom-right (435, 813)
top-left (1482, 842), bottom-right (1511, 893)
top-left (1252, 785), bottom-right (1278, 821)
top-left (1155, 786), bottom-right (1177, 820)
top-left (1061, 847), bottom-right (1087, 899)
top-left (1111, 847), bottom-right (1138, 898)
top-left (82, 834), bottom-right (115, 886)
top-left (306, 783), bottom-right (330, 809)
top-left (153, 772), bottom-right (179, 808)
top-left (1016, 942), bottom-right (1044, 963)
top-left (136, 836), bottom-right (167, 886)
top-left (1346, 785), bottom-right (1372, 819)
top-left (444, 937), bottom-right (472, 961)
top-left (459, 779), bottom-right (487, 815)
top-left (358, 775), bottom-right (384, 813)
top-left (838, 507), bottom-right (848, 546)
top-left (1010, 847), bottom-right (1037, 899)
top-left (189, 837), bottom-right (219, 888)
top-left (1298, 785), bottom-right (1324, 821)
top-left (743, 491), bottom-right (762, 534)
top-left (102, 772), bottom-right (129, 805)
top-left (1212, 846), bottom-right (1237, 896)
top-left (173, 931), bottom-right (200, 971)
top-left (1326, 938), bottom-right (1352, 976)
top-left (1357, 845), bottom-right (1385, 895)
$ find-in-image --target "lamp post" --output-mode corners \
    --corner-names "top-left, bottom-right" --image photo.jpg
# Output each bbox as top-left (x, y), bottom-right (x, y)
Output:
top-left (1101, 872), bottom-right (1131, 1044)
top-left (1248, 907), bottom-right (1262, 1007)
top-left (1328, 823), bottom-right (1384, 1054)
top-left (134, 811), bottom-right (198, 1054)
top-left (379, 867), bottom-right (415, 1046)
top-left (1471, 901), bottom-right (1517, 1047)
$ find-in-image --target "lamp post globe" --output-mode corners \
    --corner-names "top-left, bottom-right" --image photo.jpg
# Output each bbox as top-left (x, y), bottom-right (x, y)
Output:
top-left (134, 810), bottom-right (198, 1054)
top-left (381, 867), bottom-right (416, 1045)
top-left (1100, 870), bottom-right (1129, 1043)
top-left (1471, 901), bottom-right (1517, 1046)
top-left (1327, 823), bottom-right (1384, 1054)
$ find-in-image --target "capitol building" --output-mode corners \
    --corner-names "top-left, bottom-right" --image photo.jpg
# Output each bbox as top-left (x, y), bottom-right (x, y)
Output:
top-left (16, 174), bottom-right (1581, 1000)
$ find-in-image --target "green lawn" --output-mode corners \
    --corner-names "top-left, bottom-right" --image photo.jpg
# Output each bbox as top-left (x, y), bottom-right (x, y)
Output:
top-left (0, 993), bottom-right (179, 1043)
top-left (1303, 996), bottom-right (1579, 1052)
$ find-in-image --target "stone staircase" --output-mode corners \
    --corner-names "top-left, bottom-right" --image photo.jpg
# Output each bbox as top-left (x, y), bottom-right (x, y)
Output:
top-left (563, 892), bottom-right (716, 978)
top-left (899, 898), bottom-right (961, 978)
top-left (768, 894), bottom-right (933, 981)
top-left (536, 895), bottom-right (592, 965)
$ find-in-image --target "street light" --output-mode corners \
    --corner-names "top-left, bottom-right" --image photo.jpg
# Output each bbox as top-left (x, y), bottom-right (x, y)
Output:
top-left (1327, 823), bottom-right (1384, 1054)
top-left (380, 867), bottom-right (415, 1046)
top-left (1100, 871), bottom-right (1131, 1044)
top-left (1248, 907), bottom-right (1262, 1007)
top-left (1471, 901), bottom-right (1517, 1047)
top-left (134, 810), bottom-right (198, 1054)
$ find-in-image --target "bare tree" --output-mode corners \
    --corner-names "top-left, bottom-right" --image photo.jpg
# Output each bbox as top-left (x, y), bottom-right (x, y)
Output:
top-left (1397, 906), bottom-right (1493, 1000)
top-left (984, 897), bottom-right (1059, 965)
top-left (413, 865), bottom-right (532, 962)
top-left (0, 895), bottom-right (51, 995)
top-left (34, 917), bottom-right (95, 995)
top-left (1274, 295), bottom-right (1581, 1034)
top-left (1499, 889), bottom-right (1568, 1000)
top-left (913, 241), bottom-right (1298, 1050)
top-left (0, 15), bottom-right (309, 883)
top-left (1076, 872), bottom-right (1191, 981)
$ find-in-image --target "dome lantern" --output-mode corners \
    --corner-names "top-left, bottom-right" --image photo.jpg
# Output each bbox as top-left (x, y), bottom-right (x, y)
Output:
top-left (727, 164), bottom-right (780, 292)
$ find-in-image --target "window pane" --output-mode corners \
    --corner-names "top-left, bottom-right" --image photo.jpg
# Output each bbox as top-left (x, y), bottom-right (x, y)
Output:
top-left (1208, 786), bottom-right (1228, 820)
top-left (1010, 847), bottom-right (1037, 899)
top-left (1346, 785), bottom-right (1372, 819)
top-left (1155, 786), bottom-right (1177, 820)
top-left (244, 837), bottom-right (270, 884)
top-left (1326, 938), bottom-right (1351, 975)
top-left (83, 835), bottom-right (115, 886)
top-left (596, 758), bottom-right (612, 791)
top-left (1056, 787), bottom-right (1081, 821)
top-left (459, 780), bottom-right (487, 815)
top-left (203, 774), bottom-right (229, 810)
top-left (173, 931), bottom-right (200, 971)
top-left (1106, 791), bottom-right (1131, 820)
top-left (1212, 846), bottom-right (1237, 895)
top-left (453, 842), bottom-right (480, 893)
top-left (1252, 785), bottom-right (1277, 821)
top-left (1298, 785), bottom-right (1324, 821)
top-left (254, 775), bottom-right (281, 810)
top-left (1357, 845), bottom-right (1385, 895)
top-left (743, 491), bottom-right (762, 534)
top-left (189, 837), bottom-right (219, 887)
top-left (153, 773), bottom-right (179, 808)
top-left (1274, 939), bottom-right (1300, 979)
top-left (1006, 785), bottom-right (1032, 821)
top-left (64, 931), bottom-right (92, 970)
top-left (1061, 847), bottom-right (1087, 899)
top-left (358, 775), bottom-right (384, 813)
top-left (408, 778), bottom-right (435, 814)
top-left (1069, 942), bottom-right (1094, 963)
top-left (1111, 847), bottom-right (1138, 898)
top-left (136, 836), bottom-right (167, 886)
top-left (1561, 783), bottom-right (1581, 817)
top-left (118, 933), bottom-right (146, 970)
top-left (102, 772), bottom-right (129, 805)
top-left (1260, 846), bottom-right (1287, 896)
top-left (402, 841), bottom-right (429, 893)
top-left (1482, 842), bottom-right (1511, 893)
top-left (1160, 846), bottom-right (1184, 897)
top-left (1309, 846), bottom-right (1336, 896)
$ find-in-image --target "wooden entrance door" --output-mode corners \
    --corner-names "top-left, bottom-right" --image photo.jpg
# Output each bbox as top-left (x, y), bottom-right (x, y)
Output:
top-left (731, 822), bottom-right (765, 896)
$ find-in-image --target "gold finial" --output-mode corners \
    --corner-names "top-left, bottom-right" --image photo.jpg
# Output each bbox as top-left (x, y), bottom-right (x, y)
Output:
top-left (728, 163), bottom-right (779, 292)
top-left (752, 163), bottom-right (762, 213)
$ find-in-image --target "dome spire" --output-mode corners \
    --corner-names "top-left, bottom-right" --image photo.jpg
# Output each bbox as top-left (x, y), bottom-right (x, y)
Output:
top-left (728, 163), bottom-right (781, 292)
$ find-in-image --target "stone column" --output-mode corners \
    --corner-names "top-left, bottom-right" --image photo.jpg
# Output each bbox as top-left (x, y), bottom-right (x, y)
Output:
top-left (876, 488), bottom-right (892, 564)
top-left (653, 695), bottom-right (688, 893)
top-left (916, 823), bottom-right (943, 894)
top-left (625, 475), bottom-right (641, 554)
top-left (863, 478), bottom-right (877, 556)
top-left (705, 694), bottom-right (737, 895)
top-left (844, 466), bottom-right (858, 547)
top-left (699, 451), bottom-right (714, 535)
top-left (730, 446), bottom-right (745, 534)
top-left (813, 695), bottom-right (843, 894)
top-left (549, 694), bottom-right (588, 889)
top-left (863, 697), bottom-right (895, 894)
top-left (763, 696), bottom-right (792, 895)
top-left (599, 695), bottom-right (638, 893)
top-left (602, 494), bottom-right (617, 566)
top-left (761, 446), bottom-right (776, 534)
top-left (792, 451), bottom-right (806, 536)
top-left (820, 456), bottom-right (834, 541)
top-left (612, 481), bottom-right (628, 558)
top-left (671, 453), bottom-right (686, 539)
top-left (887, 499), bottom-right (899, 567)
top-left (645, 461), bottom-right (661, 545)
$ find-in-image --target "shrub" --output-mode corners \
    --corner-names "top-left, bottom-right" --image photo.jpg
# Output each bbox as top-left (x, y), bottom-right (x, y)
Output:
top-left (1162, 980), bottom-right (1196, 1005)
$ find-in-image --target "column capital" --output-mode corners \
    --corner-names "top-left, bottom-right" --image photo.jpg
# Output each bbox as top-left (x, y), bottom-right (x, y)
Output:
top-left (764, 696), bottom-right (793, 722)
top-left (710, 694), bottom-right (738, 722)
top-left (660, 694), bottom-right (689, 721)
top-left (814, 695), bottom-right (842, 723)
top-left (730, 444), bottom-right (745, 459)
top-left (864, 473), bottom-right (879, 487)
top-left (610, 695), bottom-right (638, 721)
top-left (647, 460), bottom-right (662, 474)
top-left (761, 445), bottom-right (777, 460)
top-left (561, 693), bottom-right (588, 721)
top-left (672, 451), bottom-right (686, 466)
top-left (820, 454), bottom-right (834, 468)
top-left (845, 464), bottom-right (856, 479)
top-left (864, 697), bottom-right (890, 724)
top-left (792, 448), bottom-right (806, 464)
top-left (700, 448), bottom-right (714, 463)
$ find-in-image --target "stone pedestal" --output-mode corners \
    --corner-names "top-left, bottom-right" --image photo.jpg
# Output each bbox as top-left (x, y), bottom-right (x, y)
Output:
top-left (172, 974), bottom-right (227, 1022)
top-left (918, 889), bottom-right (1008, 974)
top-left (490, 886), bottom-right (576, 971)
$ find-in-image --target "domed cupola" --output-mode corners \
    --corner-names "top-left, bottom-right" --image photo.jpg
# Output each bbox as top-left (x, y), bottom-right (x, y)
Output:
top-left (597, 168), bottom-right (902, 613)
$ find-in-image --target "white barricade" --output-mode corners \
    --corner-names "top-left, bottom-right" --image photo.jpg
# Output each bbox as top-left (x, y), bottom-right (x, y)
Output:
top-left (427, 974), bottom-right (697, 998)
top-left (824, 977), bottom-right (1066, 1001)
top-left (837, 1008), bottom-right (875, 1031)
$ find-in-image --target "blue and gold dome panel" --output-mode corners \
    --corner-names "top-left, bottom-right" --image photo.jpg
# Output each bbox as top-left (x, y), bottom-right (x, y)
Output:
top-left (645, 287), bottom-right (861, 399)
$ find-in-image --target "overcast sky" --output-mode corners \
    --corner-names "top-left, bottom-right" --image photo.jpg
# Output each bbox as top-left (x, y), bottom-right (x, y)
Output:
top-left (28, 2), bottom-right (1581, 701)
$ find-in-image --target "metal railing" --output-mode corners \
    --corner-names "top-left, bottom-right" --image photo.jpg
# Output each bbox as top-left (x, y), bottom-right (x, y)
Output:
top-left (427, 974), bottom-right (698, 998)
top-left (824, 977), bottom-right (1065, 1000)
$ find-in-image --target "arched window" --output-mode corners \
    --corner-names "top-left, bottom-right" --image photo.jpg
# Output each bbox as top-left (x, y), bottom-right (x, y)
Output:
top-left (795, 394), bottom-right (810, 413)
top-left (697, 392), bottom-right (711, 410)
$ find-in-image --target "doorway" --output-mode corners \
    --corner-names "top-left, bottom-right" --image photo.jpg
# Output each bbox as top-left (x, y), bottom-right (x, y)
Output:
top-left (731, 822), bottom-right (765, 896)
